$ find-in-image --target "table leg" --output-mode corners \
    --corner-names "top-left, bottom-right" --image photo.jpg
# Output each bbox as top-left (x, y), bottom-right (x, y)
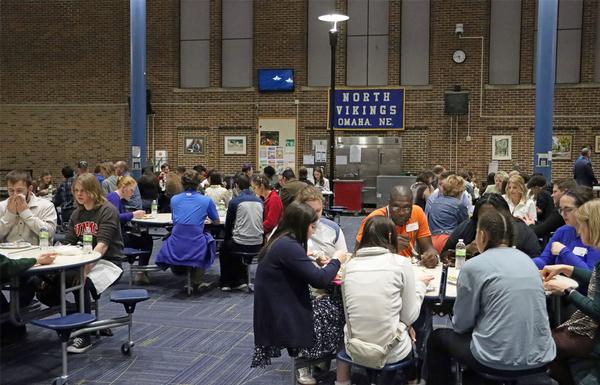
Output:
top-left (79, 267), bottom-right (85, 313)
top-left (8, 277), bottom-right (23, 325)
top-left (60, 270), bottom-right (66, 316)
top-left (552, 295), bottom-right (561, 328)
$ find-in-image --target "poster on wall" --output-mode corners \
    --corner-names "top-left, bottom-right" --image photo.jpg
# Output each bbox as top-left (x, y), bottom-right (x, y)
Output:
top-left (312, 139), bottom-right (327, 164)
top-left (258, 118), bottom-right (296, 174)
top-left (552, 135), bottom-right (572, 160)
top-left (184, 137), bottom-right (205, 155)
top-left (491, 135), bottom-right (511, 160)
top-left (224, 136), bottom-right (247, 155)
top-left (260, 131), bottom-right (279, 146)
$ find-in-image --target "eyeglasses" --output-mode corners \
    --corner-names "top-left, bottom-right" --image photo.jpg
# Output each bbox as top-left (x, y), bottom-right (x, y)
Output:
top-left (558, 206), bottom-right (576, 215)
top-left (390, 206), bottom-right (411, 213)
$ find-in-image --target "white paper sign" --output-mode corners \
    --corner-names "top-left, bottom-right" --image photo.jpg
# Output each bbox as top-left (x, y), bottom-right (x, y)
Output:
top-left (303, 155), bottom-right (315, 165)
top-left (349, 145), bottom-right (362, 163)
top-left (336, 155), bottom-right (348, 165)
top-left (488, 161), bottom-right (499, 175)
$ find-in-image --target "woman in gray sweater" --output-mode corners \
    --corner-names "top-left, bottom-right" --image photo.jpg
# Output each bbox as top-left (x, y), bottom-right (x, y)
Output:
top-left (426, 210), bottom-right (556, 384)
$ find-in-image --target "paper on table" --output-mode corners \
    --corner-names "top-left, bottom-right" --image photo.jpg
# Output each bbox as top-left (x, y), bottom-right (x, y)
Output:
top-left (303, 155), bottom-right (315, 165)
top-left (336, 155), bottom-right (348, 165)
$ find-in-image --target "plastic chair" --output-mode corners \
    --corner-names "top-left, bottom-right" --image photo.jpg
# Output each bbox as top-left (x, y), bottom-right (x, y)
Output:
top-left (109, 289), bottom-right (150, 354)
top-left (31, 313), bottom-right (96, 385)
top-left (336, 349), bottom-right (415, 385)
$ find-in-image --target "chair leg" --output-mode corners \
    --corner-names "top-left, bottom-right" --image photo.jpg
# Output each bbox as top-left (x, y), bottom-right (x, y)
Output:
top-left (128, 264), bottom-right (134, 287)
top-left (187, 268), bottom-right (192, 296)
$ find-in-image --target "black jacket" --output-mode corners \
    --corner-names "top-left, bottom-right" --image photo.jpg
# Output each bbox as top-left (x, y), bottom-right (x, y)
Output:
top-left (253, 235), bottom-right (340, 348)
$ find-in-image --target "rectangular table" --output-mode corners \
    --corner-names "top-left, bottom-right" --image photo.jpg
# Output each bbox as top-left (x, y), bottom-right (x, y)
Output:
top-left (412, 262), bottom-right (444, 301)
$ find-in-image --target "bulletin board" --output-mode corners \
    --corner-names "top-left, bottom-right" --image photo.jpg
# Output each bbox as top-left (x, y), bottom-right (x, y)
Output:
top-left (257, 118), bottom-right (297, 174)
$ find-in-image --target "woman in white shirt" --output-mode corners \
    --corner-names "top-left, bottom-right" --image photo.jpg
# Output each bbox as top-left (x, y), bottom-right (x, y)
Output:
top-left (204, 171), bottom-right (231, 209)
top-left (336, 215), bottom-right (432, 385)
top-left (503, 174), bottom-right (536, 222)
top-left (312, 167), bottom-right (330, 192)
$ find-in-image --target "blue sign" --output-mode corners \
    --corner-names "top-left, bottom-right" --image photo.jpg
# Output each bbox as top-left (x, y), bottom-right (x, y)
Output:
top-left (331, 88), bottom-right (404, 130)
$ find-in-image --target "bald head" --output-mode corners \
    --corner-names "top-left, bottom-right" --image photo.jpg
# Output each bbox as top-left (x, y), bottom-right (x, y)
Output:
top-left (388, 185), bottom-right (413, 226)
top-left (115, 161), bottom-right (128, 176)
top-left (390, 185), bottom-right (412, 201)
top-left (582, 147), bottom-right (591, 157)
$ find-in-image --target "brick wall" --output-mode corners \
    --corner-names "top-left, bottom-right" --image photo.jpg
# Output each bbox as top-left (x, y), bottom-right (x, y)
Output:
top-left (1, 0), bottom-right (599, 184)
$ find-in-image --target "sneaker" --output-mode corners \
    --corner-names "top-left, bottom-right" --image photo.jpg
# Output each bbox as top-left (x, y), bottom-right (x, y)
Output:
top-left (67, 335), bottom-right (92, 354)
top-left (233, 283), bottom-right (248, 290)
top-left (297, 367), bottom-right (317, 385)
top-left (193, 282), bottom-right (211, 292)
top-left (134, 272), bottom-right (151, 285)
top-left (221, 286), bottom-right (232, 292)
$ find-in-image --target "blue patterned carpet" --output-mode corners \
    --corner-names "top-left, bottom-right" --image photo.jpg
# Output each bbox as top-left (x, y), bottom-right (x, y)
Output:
top-left (0, 216), bottom-right (369, 385)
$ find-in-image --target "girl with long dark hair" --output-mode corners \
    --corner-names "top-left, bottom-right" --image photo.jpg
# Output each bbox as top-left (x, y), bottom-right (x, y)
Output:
top-left (251, 202), bottom-right (347, 368)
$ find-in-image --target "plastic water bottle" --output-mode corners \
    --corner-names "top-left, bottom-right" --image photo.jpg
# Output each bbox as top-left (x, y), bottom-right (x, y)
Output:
top-left (151, 199), bottom-right (158, 216)
top-left (83, 227), bottom-right (93, 252)
top-left (39, 225), bottom-right (49, 250)
top-left (47, 185), bottom-right (54, 198)
top-left (455, 239), bottom-right (466, 269)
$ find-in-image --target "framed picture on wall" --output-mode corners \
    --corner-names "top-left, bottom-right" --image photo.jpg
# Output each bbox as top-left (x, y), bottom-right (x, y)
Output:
top-left (184, 137), bottom-right (205, 155)
top-left (224, 136), bottom-right (247, 155)
top-left (491, 135), bottom-right (511, 160)
top-left (595, 135), bottom-right (600, 153)
top-left (552, 135), bottom-right (572, 160)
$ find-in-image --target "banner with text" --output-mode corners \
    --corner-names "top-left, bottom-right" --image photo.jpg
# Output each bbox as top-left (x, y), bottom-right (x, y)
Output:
top-left (330, 88), bottom-right (404, 130)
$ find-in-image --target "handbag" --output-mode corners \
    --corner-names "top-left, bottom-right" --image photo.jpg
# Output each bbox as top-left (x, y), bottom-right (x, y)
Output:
top-left (341, 272), bottom-right (405, 369)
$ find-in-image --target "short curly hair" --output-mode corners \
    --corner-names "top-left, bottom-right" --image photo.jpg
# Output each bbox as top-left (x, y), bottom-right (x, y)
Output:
top-left (442, 175), bottom-right (465, 198)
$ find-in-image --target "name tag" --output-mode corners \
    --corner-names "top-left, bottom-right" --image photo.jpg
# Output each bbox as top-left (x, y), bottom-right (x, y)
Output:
top-left (573, 247), bottom-right (588, 257)
top-left (406, 222), bottom-right (419, 232)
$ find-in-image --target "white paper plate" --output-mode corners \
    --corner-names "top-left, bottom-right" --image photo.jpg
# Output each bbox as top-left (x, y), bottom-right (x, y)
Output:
top-left (0, 241), bottom-right (32, 249)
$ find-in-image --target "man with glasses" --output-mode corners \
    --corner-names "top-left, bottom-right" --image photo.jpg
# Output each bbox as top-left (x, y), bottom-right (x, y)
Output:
top-left (0, 170), bottom-right (57, 245)
top-left (356, 185), bottom-right (439, 268)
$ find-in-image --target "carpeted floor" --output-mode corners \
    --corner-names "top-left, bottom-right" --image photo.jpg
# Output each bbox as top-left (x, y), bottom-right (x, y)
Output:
top-left (0, 215), bottom-right (373, 385)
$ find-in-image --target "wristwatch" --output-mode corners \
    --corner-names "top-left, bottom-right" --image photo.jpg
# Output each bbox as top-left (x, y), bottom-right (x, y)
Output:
top-left (563, 287), bottom-right (574, 297)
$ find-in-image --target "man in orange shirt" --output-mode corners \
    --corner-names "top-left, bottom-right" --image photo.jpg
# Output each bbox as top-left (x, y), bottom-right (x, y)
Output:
top-left (356, 185), bottom-right (439, 268)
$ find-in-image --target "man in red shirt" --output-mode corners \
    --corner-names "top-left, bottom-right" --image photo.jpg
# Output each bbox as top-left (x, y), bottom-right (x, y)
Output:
top-left (356, 185), bottom-right (439, 268)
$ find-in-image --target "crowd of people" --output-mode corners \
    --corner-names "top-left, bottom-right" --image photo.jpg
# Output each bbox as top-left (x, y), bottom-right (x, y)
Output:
top-left (1, 153), bottom-right (599, 385)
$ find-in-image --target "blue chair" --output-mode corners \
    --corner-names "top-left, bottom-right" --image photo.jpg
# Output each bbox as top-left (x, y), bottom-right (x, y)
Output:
top-left (109, 289), bottom-right (150, 354)
top-left (31, 313), bottom-right (96, 385)
top-left (456, 362), bottom-right (550, 385)
top-left (336, 349), bottom-right (415, 385)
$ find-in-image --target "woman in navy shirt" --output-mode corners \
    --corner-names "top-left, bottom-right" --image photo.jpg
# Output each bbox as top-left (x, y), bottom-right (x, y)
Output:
top-left (251, 202), bottom-right (347, 368)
